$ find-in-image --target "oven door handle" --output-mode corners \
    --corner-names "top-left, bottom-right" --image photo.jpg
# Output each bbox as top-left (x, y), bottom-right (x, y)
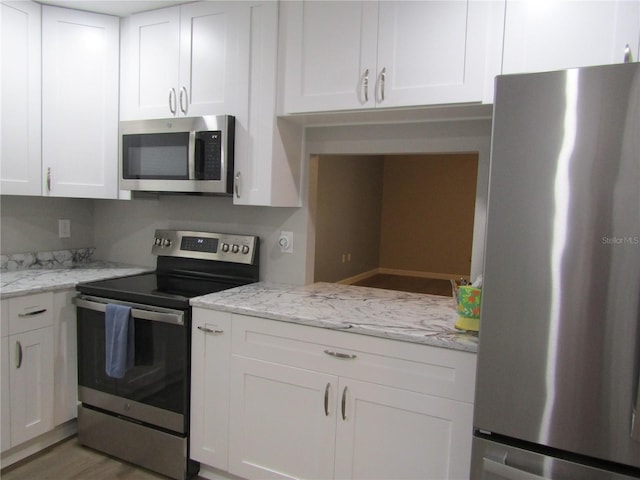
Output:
top-left (73, 296), bottom-right (184, 326)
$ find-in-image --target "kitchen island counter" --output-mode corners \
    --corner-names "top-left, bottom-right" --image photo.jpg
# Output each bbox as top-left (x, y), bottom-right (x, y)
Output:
top-left (0, 262), bottom-right (151, 298)
top-left (191, 281), bottom-right (478, 353)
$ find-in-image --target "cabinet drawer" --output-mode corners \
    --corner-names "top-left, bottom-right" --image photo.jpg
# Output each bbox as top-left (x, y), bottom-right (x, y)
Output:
top-left (8, 293), bottom-right (54, 335)
top-left (231, 314), bottom-right (476, 403)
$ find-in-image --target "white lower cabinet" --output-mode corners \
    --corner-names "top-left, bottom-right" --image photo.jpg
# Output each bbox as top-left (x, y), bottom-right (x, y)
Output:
top-left (191, 310), bottom-right (476, 480)
top-left (8, 327), bottom-right (54, 446)
top-left (1, 290), bottom-right (78, 459)
top-left (1, 335), bottom-right (10, 452)
top-left (1, 293), bottom-right (55, 451)
top-left (228, 357), bottom-right (337, 480)
top-left (190, 310), bottom-right (233, 470)
top-left (334, 378), bottom-right (473, 480)
top-left (52, 290), bottom-right (77, 426)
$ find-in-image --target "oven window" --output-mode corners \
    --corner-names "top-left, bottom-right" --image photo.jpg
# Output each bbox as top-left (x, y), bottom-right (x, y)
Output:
top-left (77, 307), bottom-right (187, 415)
top-left (122, 132), bottom-right (189, 179)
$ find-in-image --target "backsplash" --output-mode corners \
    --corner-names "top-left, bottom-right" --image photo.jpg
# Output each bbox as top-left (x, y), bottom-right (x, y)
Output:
top-left (1, 248), bottom-right (94, 271)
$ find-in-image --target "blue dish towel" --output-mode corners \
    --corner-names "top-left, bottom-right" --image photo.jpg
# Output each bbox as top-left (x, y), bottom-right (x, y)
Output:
top-left (105, 303), bottom-right (134, 379)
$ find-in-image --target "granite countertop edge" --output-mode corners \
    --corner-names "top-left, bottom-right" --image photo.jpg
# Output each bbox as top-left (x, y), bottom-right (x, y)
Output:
top-left (0, 262), bottom-right (152, 299)
top-left (191, 282), bottom-right (479, 353)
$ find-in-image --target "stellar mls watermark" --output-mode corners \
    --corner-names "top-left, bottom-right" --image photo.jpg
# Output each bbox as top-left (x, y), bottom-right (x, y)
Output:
top-left (602, 235), bottom-right (639, 245)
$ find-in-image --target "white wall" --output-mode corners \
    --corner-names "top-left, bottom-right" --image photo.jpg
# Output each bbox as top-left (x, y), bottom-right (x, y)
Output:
top-left (0, 195), bottom-right (94, 253)
top-left (92, 194), bottom-right (307, 285)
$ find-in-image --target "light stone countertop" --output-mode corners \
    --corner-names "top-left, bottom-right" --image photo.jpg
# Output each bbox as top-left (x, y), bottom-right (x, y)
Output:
top-left (0, 262), bottom-right (151, 299)
top-left (191, 282), bottom-right (479, 353)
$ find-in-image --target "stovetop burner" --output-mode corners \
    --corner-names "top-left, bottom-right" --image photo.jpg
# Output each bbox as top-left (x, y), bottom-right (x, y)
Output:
top-left (76, 230), bottom-right (259, 309)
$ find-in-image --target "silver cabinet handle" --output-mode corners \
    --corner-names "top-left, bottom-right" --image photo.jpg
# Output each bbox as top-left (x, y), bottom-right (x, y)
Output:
top-left (234, 171), bottom-right (241, 198)
top-left (362, 68), bottom-right (369, 102)
top-left (483, 457), bottom-right (550, 480)
top-left (624, 44), bottom-right (633, 63)
top-left (197, 325), bottom-right (223, 334)
top-left (341, 386), bottom-right (348, 420)
top-left (46, 167), bottom-right (51, 193)
top-left (169, 88), bottom-right (177, 115)
top-left (16, 341), bottom-right (23, 369)
top-left (179, 86), bottom-right (188, 114)
top-left (324, 383), bottom-right (330, 416)
top-left (324, 349), bottom-right (356, 360)
top-left (379, 67), bottom-right (386, 102)
top-left (18, 308), bottom-right (47, 318)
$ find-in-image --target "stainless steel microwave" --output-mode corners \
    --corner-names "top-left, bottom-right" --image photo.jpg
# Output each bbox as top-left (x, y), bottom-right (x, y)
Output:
top-left (119, 115), bottom-right (234, 194)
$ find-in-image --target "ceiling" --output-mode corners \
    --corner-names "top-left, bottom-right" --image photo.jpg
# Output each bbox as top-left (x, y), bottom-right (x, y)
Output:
top-left (37, 0), bottom-right (189, 17)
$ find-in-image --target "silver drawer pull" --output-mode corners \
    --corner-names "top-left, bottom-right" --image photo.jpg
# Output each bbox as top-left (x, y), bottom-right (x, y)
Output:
top-left (324, 349), bottom-right (356, 360)
top-left (197, 326), bottom-right (224, 334)
top-left (341, 386), bottom-right (348, 420)
top-left (16, 341), bottom-right (23, 369)
top-left (18, 308), bottom-right (47, 317)
top-left (324, 383), bottom-right (330, 416)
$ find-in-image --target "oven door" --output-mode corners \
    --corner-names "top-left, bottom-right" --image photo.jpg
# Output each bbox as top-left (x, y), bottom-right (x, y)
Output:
top-left (74, 295), bottom-right (190, 434)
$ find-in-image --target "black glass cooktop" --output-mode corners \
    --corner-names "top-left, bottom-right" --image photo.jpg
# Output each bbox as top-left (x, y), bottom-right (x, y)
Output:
top-left (76, 272), bottom-right (247, 310)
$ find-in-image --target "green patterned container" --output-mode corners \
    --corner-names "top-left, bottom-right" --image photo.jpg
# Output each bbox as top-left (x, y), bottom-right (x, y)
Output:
top-left (455, 286), bottom-right (481, 331)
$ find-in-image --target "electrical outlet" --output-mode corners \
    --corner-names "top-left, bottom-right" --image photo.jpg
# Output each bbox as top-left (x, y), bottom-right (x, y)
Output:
top-left (58, 219), bottom-right (71, 238)
top-left (278, 231), bottom-right (293, 253)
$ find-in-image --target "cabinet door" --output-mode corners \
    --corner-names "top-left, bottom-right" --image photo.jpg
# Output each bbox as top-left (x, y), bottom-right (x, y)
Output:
top-left (1, 335), bottom-right (10, 452)
top-left (9, 327), bottom-right (54, 447)
top-left (52, 290), bottom-right (77, 426)
top-left (233, 1), bottom-right (303, 207)
top-left (334, 378), bottom-right (474, 480)
top-left (282, 0), bottom-right (378, 113)
top-left (503, 0), bottom-right (640, 74)
top-left (228, 356), bottom-right (337, 480)
top-left (42, 6), bottom-right (119, 199)
top-left (120, 7), bottom-right (180, 120)
top-left (179, 1), bottom-right (246, 117)
top-left (0, 0), bottom-right (41, 196)
top-left (376, 0), bottom-right (493, 107)
top-left (190, 310), bottom-right (231, 470)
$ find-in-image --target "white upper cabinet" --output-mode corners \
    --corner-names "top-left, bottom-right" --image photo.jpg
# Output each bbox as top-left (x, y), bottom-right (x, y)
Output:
top-left (282, 0), bottom-right (504, 113)
top-left (502, 0), bottom-right (640, 74)
top-left (232, 1), bottom-right (302, 206)
top-left (0, 0), bottom-right (41, 196)
top-left (120, 2), bottom-right (246, 120)
top-left (42, 6), bottom-right (120, 199)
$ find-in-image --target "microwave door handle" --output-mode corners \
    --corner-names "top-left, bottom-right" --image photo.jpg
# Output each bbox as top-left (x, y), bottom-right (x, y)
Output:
top-left (188, 131), bottom-right (196, 180)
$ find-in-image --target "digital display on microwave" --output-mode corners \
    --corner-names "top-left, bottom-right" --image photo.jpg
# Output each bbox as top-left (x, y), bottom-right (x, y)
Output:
top-left (122, 132), bottom-right (190, 179)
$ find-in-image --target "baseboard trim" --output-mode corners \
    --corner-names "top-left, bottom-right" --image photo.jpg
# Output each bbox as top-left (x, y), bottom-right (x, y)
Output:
top-left (339, 268), bottom-right (469, 285)
top-left (1, 419), bottom-right (77, 469)
top-left (377, 268), bottom-right (469, 281)
top-left (337, 268), bottom-right (379, 285)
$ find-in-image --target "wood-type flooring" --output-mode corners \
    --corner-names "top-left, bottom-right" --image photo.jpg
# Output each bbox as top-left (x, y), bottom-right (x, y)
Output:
top-left (352, 273), bottom-right (454, 296)
top-left (1, 436), bottom-right (195, 480)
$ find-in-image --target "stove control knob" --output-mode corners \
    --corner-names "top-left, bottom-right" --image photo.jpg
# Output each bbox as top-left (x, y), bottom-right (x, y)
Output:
top-left (241, 245), bottom-right (250, 255)
top-left (232, 244), bottom-right (240, 254)
top-left (162, 238), bottom-right (172, 247)
top-left (154, 237), bottom-right (162, 246)
top-left (221, 243), bottom-right (230, 252)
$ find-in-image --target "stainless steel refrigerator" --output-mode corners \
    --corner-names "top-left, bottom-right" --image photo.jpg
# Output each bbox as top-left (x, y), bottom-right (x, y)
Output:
top-left (472, 62), bottom-right (640, 479)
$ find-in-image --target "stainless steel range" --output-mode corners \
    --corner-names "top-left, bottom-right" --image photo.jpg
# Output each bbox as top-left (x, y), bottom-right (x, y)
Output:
top-left (73, 230), bottom-right (259, 480)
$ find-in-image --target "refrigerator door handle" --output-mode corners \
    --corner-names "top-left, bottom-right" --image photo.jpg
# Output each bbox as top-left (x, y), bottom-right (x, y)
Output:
top-left (483, 457), bottom-right (550, 480)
